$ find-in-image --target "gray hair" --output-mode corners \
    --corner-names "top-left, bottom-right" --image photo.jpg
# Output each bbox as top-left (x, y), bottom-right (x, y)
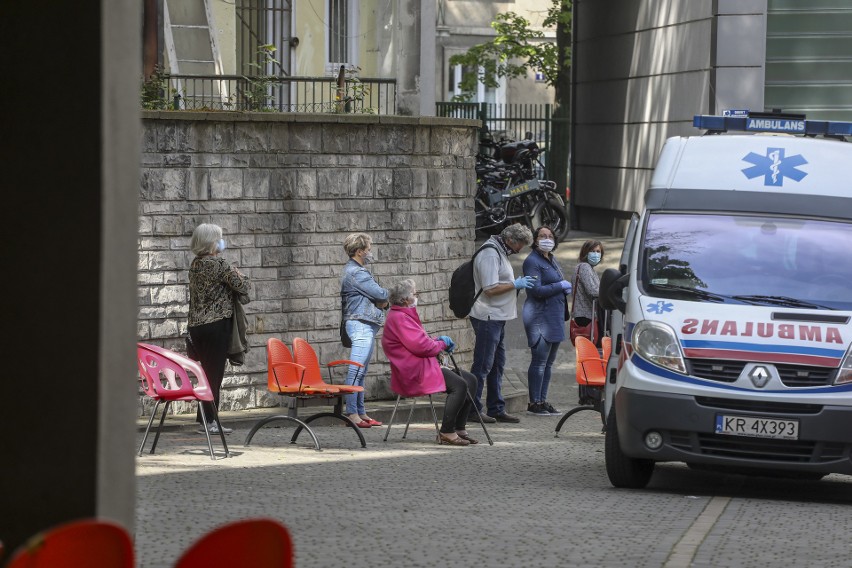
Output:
top-left (388, 279), bottom-right (416, 306)
top-left (190, 223), bottom-right (222, 256)
top-left (343, 232), bottom-right (372, 258)
top-left (501, 223), bottom-right (533, 247)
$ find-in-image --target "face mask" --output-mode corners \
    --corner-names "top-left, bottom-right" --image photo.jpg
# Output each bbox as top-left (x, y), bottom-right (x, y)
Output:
top-left (364, 251), bottom-right (375, 264)
top-left (216, 238), bottom-right (226, 252)
top-left (538, 238), bottom-right (555, 252)
top-left (410, 297), bottom-right (418, 307)
top-left (587, 251), bottom-right (601, 266)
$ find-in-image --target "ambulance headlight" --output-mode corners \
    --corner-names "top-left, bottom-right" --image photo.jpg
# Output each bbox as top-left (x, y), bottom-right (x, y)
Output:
top-left (834, 349), bottom-right (852, 385)
top-left (633, 320), bottom-right (687, 374)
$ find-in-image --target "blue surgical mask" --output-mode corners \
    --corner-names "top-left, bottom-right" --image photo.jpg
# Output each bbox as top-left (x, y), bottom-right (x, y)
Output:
top-left (538, 238), bottom-right (555, 252)
top-left (217, 238), bottom-right (226, 252)
top-left (587, 251), bottom-right (601, 266)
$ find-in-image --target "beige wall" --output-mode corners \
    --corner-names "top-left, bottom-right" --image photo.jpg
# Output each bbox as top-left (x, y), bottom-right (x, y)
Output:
top-left (437, 0), bottom-right (555, 103)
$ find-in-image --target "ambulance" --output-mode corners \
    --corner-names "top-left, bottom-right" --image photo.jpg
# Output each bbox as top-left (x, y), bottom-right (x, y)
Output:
top-left (598, 113), bottom-right (852, 488)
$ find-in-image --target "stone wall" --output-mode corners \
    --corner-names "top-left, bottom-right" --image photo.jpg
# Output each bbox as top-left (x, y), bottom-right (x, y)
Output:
top-left (138, 111), bottom-right (480, 415)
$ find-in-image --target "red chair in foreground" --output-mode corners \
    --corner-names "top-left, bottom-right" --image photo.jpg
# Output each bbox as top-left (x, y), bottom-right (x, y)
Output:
top-left (555, 336), bottom-right (611, 436)
top-left (137, 343), bottom-right (229, 460)
top-left (6, 519), bottom-right (133, 568)
top-left (174, 518), bottom-right (293, 568)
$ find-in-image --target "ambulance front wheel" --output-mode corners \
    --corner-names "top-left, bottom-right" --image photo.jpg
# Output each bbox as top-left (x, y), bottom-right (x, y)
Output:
top-left (605, 410), bottom-right (655, 489)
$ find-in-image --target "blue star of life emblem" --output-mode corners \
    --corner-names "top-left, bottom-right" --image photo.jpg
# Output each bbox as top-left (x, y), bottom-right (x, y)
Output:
top-left (741, 147), bottom-right (808, 187)
top-left (646, 301), bottom-right (674, 314)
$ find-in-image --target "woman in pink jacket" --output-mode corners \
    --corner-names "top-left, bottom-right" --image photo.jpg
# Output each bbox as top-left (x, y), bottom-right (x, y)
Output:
top-left (381, 279), bottom-right (478, 446)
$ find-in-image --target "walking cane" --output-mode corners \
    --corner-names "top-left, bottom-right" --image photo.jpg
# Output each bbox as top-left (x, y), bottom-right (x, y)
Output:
top-left (447, 352), bottom-right (494, 446)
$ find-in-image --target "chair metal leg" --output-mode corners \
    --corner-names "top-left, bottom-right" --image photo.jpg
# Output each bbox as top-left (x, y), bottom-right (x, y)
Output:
top-left (197, 403), bottom-right (217, 460)
top-left (244, 415), bottom-right (321, 451)
top-left (553, 405), bottom-right (596, 437)
top-left (210, 407), bottom-right (230, 458)
top-left (402, 398), bottom-right (417, 439)
top-left (149, 400), bottom-right (171, 454)
top-left (292, 412), bottom-right (367, 448)
top-left (138, 400), bottom-right (161, 456)
top-left (428, 395), bottom-right (441, 441)
top-left (465, 392), bottom-right (494, 446)
top-left (383, 395), bottom-right (403, 442)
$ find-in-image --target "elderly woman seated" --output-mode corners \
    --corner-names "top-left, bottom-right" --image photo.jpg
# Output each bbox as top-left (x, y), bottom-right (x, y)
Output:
top-left (381, 279), bottom-right (479, 446)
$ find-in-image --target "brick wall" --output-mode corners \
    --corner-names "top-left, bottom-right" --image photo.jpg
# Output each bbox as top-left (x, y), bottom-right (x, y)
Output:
top-left (138, 111), bottom-right (480, 415)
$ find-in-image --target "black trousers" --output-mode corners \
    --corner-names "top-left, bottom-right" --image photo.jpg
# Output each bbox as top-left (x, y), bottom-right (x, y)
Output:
top-left (440, 368), bottom-right (477, 434)
top-left (189, 317), bottom-right (232, 424)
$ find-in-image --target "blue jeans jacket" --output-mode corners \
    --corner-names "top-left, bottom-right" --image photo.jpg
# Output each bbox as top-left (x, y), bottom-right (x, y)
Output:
top-left (341, 259), bottom-right (388, 326)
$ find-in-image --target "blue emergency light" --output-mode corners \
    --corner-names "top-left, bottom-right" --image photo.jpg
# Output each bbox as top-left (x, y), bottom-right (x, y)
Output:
top-left (694, 113), bottom-right (852, 137)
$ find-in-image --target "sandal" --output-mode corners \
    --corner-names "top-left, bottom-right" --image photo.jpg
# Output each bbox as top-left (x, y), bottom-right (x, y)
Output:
top-left (457, 433), bottom-right (480, 445)
top-left (437, 434), bottom-right (470, 446)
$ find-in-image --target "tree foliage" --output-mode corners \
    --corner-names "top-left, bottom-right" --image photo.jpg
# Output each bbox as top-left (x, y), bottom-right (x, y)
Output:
top-left (449, 0), bottom-right (572, 101)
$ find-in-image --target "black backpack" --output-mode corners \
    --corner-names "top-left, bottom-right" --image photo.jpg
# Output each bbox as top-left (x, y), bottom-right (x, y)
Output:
top-left (448, 243), bottom-right (499, 318)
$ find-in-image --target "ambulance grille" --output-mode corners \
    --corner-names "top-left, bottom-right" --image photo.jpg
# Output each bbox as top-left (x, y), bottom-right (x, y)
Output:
top-left (669, 432), bottom-right (845, 464)
top-left (694, 397), bottom-right (823, 414)
top-left (686, 358), bottom-right (837, 387)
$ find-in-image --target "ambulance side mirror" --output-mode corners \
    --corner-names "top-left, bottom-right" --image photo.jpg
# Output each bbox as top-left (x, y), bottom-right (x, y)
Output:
top-left (599, 268), bottom-right (628, 313)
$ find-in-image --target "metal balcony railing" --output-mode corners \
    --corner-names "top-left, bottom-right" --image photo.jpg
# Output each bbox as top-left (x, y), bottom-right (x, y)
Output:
top-left (144, 74), bottom-right (397, 115)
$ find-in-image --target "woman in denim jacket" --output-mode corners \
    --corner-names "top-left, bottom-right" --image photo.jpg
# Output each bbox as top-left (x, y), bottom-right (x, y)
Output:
top-left (341, 233), bottom-right (390, 428)
top-left (522, 226), bottom-right (572, 417)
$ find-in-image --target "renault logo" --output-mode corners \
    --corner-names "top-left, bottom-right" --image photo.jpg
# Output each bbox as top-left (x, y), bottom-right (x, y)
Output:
top-left (749, 366), bottom-right (771, 388)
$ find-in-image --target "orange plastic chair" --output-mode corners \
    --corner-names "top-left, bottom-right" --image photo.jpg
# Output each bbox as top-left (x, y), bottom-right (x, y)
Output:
top-left (554, 336), bottom-right (611, 435)
top-left (243, 338), bottom-right (366, 449)
top-left (175, 518), bottom-right (293, 568)
top-left (137, 343), bottom-right (229, 460)
top-left (6, 519), bottom-right (133, 568)
top-left (242, 339), bottom-right (328, 450)
top-left (292, 337), bottom-right (367, 446)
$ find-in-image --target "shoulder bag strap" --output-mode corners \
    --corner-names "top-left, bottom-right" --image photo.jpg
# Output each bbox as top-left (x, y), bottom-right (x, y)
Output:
top-left (471, 243), bottom-right (499, 302)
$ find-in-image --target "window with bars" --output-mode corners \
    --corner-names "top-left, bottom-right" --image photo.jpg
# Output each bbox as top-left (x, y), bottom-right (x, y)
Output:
top-left (236, 0), bottom-right (292, 76)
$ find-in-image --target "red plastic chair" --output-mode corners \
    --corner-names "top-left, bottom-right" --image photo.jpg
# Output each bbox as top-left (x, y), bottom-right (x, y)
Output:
top-left (137, 343), bottom-right (229, 460)
top-left (554, 336), bottom-right (611, 436)
top-left (174, 518), bottom-right (293, 568)
top-left (6, 519), bottom-right (133, 568)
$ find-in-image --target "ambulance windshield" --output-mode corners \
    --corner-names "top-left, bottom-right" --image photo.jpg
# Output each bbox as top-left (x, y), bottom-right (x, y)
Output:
top-left (641, 213), bottom-right (852, 310)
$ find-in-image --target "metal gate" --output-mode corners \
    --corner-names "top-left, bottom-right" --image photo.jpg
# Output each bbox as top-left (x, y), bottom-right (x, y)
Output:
top-left (436, 102), bottom-right (552, 152)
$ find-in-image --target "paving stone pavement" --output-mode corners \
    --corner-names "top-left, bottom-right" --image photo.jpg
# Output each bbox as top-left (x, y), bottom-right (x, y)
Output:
top-left (135, 232), bottom-right (852, 567)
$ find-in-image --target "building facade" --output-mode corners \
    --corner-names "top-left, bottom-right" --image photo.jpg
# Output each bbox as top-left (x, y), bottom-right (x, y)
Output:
top-left (572, 0), bottom-right (852, 235)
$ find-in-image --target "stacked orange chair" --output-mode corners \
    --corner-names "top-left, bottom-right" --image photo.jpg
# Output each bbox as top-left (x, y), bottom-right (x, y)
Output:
top-left (554, 336), bottom-right (611, 435)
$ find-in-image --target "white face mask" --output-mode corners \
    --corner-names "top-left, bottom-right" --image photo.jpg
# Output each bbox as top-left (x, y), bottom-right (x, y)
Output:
top-left (216, 238), bottom-right (226, 252)
top-left (409, 297), bottom-right (418, 307)
top-left (538, 238), bottom-right (555, 252)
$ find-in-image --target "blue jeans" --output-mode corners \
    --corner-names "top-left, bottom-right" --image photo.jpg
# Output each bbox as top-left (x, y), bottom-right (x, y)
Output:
top-left (469, 317), bottom-right (506, 416)
top-left (527, 336), bottom-right (560, 403)
top-left (344, 320), bottom-right (379, 416)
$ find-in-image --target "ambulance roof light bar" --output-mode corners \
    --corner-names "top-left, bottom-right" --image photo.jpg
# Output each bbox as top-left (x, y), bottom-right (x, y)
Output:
top-left (694, 112), bottom-right (852, 138)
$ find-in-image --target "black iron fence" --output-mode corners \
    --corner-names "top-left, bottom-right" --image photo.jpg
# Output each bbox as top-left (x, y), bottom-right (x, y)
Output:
top-left (437, 102), bottom-right (553, 179)
top-left (436, 102), bottom-right (552, 151)
top-left (145, 74), bottom-right (396, 114)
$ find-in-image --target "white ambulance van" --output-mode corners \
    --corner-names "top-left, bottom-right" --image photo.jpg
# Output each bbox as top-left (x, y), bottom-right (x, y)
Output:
top-left (598, 113), bottom-right (852, 488)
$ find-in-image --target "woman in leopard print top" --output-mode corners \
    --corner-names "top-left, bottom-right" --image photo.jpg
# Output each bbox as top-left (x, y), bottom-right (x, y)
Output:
top-left (188, 223), bottom-right (251, 434)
